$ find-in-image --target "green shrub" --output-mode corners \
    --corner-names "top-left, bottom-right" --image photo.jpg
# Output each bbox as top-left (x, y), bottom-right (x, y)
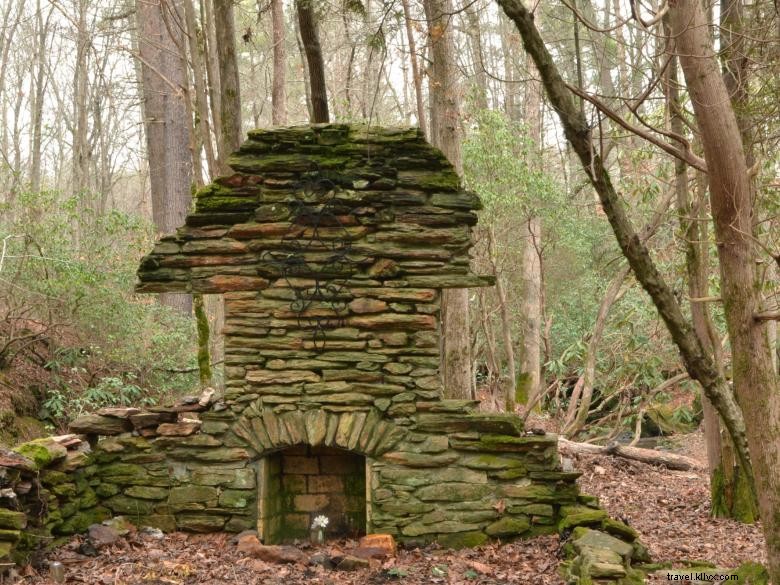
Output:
top-left (1, 189), bottom-right (198, 427)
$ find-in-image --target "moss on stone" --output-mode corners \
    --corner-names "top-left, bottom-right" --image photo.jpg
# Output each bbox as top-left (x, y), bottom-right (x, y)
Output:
top-left (13, 438), bottom-right (67, 469)
top-left (169, 485), bottom-right (219, 505)
top-left (631, 540), bottom-right (652, 564)
top-left (0, 509), bottom-right (27, 530)
top-left (138, 514), bottom-right (177, 532)
top-left (461, 454), bottom-right (526, 471)
top-left (40, 470), bottom-right (70, 486)
top-left (732, 562), bottom-right (769, 585)
top-left (195, 195), bottom-right (259, 213)
top-left (104, 495), bottom-right (157, 516)
top-left (558, 507), bottom-right (608, 532)
top-left (176, 514), bottom-right (227, 532)
top-left (0, 541), bottom-right (12, 560)
top-left (436, 531), bottom-right (488, 549)
top-left (601, 518), bottom-right (639, 541)
top-left (225, 516), bottom-right (255, 533)
top-left (485, 516), bottom-right (531, 537)
top-left (617, 568), bottom-right (648, 585)
top-left (54, 506), bottom-right (111, 535)
top-left (51, 483), bottom-right (77, 498)
top-left (96, 483), bottom-right (120, 497)
top-left (219, 489), bottom-right (253, 508)
top-left (125, 486), bottom-right (169, 500)
top-left (0, 529), bottom-right (21, 543)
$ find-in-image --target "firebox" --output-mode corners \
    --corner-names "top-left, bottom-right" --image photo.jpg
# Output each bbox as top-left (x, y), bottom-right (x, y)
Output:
top-left (258, 445), bottom-right (367, 543)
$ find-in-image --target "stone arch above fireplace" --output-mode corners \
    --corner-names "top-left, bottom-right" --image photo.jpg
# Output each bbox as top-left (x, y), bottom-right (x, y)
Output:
top-left (229, 406), bottom-right (408, 460)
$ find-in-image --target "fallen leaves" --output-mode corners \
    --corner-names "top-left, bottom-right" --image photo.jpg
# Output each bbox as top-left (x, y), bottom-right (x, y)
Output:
top-left (20, 530), bottom-right (566, 585)
top-left (575, 429), bottom-right (766, 576)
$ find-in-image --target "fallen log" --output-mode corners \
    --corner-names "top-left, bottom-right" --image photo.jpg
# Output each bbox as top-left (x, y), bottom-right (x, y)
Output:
top-left (558, 437), bottom-right (704, 471)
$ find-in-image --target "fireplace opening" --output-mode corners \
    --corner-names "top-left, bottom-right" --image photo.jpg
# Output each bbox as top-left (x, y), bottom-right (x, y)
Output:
top-left (258, 445), bottom-right (367, 544)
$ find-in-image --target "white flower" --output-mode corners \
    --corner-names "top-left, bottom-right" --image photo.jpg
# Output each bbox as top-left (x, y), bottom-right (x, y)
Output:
top-left (311, 515), bottom-right (329, 529)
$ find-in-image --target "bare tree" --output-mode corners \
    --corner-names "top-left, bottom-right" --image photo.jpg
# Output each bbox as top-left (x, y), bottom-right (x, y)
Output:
top-left (136, 0), bottom-right (193, 313)
top-left (183, 0), bottom-right (218, 179)
top-left (296, 0), bottom-right (329, 123)
top-left (400, 0), bottom-right (426, 134)
top-left (213, 0), bottom-right (242, 163)
top-left (423, 0), bottom-right (471, 399)
top-left (29, 0), bottom-right (53, 193)
top-left (271, 0), bottom-right (287, 125)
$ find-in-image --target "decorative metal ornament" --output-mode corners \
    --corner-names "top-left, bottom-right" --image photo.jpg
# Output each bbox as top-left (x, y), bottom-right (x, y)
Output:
top-left (261, 170), bottom-right (362, 350)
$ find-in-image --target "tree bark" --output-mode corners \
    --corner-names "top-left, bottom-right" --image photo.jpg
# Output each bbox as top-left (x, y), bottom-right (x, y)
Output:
top-left (423, 0), bottom-right (471, 400)
top-left (72, 0), bottom-right (90, 198)
top-left (487, 225), bottom-right (517, 411)
top-left (296, 0), bottom-right (329, 123)
top-left (463, 4), bottom-right (489, 111)
top-left (29, 0), bottom-right (51, 193)
top-left (183, 0), bottom-right (217, 180)
top-left (513, 40), bottom-right (544, 410)
top-left (194, 293), bottom-right (213, 388)
top-left (517, 216), bottom-right (542, 408)
top-left (202, 0), bottom-right (222, 157)
top-left (213, 0), bottom-right (242, 165)
top-left (670, 0), bottom-right (780, 575)
top-left (271, 0), bottom-right (288, 125)
top-left (400, 0), bottom-right (427, 134)
top-left (665, 50), bottom-right (757, 523)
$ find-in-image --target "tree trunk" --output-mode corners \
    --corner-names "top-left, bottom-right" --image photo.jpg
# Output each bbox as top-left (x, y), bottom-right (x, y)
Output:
top-left (400, 0), bottom-right (427, 134)
top-left (296, 0), bottom-right (329, 123)
top-left (423, 0), bottom-right (471, 399)
top-left (29, 0), bottom-right (50, 193)
top-left (183, 0), bottom-right (217, 180)
top-left (487, 225), bottom-right (517, 411)
top-left (214, 0), bottom-right (242, 165)
top-left (558, 437), bottom-right (703, 471)
top-left (202, 0), bottom-right (222, 157)
top-left (514, 44), bottom-right (543, 409)
top-left (670, 0), bottom-right (780, 575)
top-left (478, 288), bottom-right (501, 409)
top-left (517, 216), bottom-right (542, 407)
top-left (463, 4), bottom-right (489, 111)
top-left (136, 0), bottom-right (193, 313)
top-left (665, 50), bottom-right (758, 522)
top-left (72, 0), bottom-right (90, 199)
top-left (194, 293), bottom-right (213, 388)
top-left (564, 265), bottom-right (629, 435)
top-left (271, 0), bottom-right (288, 125)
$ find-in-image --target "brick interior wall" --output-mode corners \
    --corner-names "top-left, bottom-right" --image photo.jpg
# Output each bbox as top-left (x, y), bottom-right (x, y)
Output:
top-left (260, 445), bottom-right (366, 543)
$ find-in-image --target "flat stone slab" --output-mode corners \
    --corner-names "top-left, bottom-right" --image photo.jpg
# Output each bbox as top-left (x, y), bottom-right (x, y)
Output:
top-left (573, 527), bottom-right (634, 559)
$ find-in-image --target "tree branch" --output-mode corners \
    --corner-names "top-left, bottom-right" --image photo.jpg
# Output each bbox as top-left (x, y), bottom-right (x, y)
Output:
top-left (754, 311), bottom-right (780, 322)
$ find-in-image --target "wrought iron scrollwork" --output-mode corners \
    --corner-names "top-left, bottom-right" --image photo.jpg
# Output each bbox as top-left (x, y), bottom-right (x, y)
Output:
top-left (261, 171), bottom-right (362, 349)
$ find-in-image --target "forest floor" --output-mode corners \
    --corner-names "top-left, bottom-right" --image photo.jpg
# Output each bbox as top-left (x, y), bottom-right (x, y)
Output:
top-left (17, 428), bottom-right (766, 585)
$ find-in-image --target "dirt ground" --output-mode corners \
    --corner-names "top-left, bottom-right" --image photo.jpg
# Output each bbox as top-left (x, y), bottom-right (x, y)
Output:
top-left (16, 429), bottom-right (766, 585)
